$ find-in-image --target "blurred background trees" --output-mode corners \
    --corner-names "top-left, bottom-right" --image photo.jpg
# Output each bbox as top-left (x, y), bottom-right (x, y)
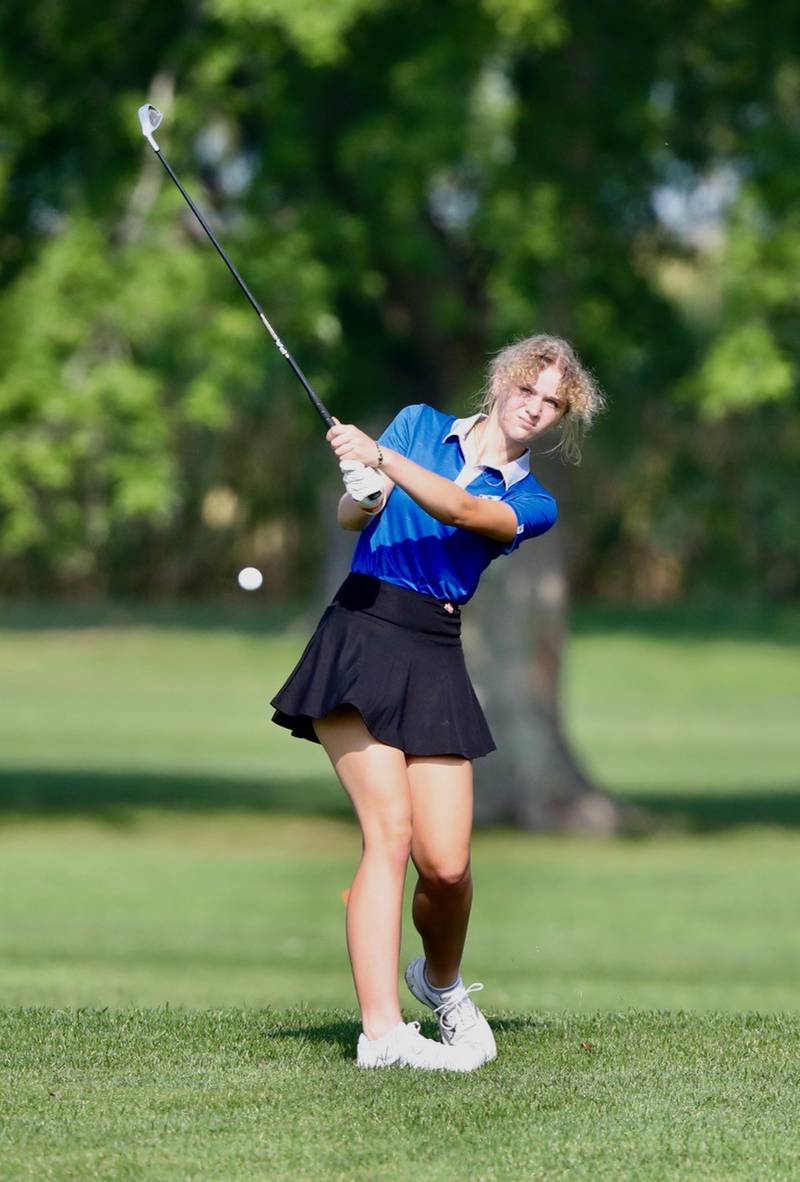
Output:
top-left (1, 0), bottom-right (798, 602)
top-left (1, 0), bottom-right (799, 834)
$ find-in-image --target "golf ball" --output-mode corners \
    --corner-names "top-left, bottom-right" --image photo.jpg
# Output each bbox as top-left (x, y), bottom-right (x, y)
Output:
top-left (237, 566), bottom-right (263, 591)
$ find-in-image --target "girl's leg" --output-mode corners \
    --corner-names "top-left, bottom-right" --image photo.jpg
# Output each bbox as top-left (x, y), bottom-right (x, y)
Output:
top-left (313, 706), bottom-right (412, 1040)
top-left (407, 756), bottom-right (474, 988)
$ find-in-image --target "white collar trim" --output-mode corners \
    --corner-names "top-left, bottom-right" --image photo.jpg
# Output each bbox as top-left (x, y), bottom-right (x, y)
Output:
top-left (444, 413), bottom-right (530, 489)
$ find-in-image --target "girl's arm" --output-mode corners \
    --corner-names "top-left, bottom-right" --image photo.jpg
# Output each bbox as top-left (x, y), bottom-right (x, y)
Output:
top-left (327, 424), bottom-right (517, 544)
top-left (337, 480), bottom-right (395, 531)
top-left (379, 448), bottom-right (516, 542)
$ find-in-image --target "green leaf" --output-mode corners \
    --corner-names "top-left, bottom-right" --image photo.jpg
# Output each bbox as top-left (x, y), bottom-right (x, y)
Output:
top-left (695, 322), bottom-right (795, 419)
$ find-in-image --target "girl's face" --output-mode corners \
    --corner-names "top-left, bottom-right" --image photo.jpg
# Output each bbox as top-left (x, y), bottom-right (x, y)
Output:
top-left (493, 363), bottom-right (566, 445)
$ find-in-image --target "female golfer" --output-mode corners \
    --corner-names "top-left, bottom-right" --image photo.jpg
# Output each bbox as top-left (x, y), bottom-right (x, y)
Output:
top-left (271, 334), bottom-right (603, 1071)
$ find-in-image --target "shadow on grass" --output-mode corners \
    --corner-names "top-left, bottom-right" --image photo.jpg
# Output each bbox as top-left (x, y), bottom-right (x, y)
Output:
top-left (623, 790), bottom-right (800, 833)
top-left (0, 768), bottom-right (350, 822)
top-left (569, 600), bottom-right (800, 646)
top-left (2, 598), bottom-right (798, 646)
top-left (267, 1015), bottom-right (551, 1061)
top-left (269, 1017), bottom-right (362, 1060)
top-left (0, 599), bottom-right (313, 637)
top-left (1, 770), bottom-right (799, 833)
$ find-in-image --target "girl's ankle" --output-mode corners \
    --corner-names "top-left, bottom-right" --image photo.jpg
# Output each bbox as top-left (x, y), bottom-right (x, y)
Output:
top-left (362, 1015), bottom-right (403, 1041)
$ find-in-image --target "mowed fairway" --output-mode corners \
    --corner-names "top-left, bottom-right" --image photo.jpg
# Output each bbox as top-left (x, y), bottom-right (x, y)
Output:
top-left (1, 603), bottom-right (799, 1181)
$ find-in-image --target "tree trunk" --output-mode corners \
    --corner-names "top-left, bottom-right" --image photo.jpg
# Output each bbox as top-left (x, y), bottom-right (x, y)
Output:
top-left (467, 451), bottom-right (627, 832)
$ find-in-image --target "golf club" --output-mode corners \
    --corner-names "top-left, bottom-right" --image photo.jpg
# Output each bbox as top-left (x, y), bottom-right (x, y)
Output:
top-left (137, 103), bottom-right (382, 504)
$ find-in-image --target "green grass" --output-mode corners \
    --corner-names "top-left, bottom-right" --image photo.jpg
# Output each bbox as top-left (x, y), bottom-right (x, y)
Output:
top-left (1, 599), bottom-right (798, 827)
top-left (3, 1007), bottom-right (799, 1182)
top-left (565, 607), bottom-right (800, 824)
top-left (1, 817), bottom-right (799, 1180)
top-left (1, 601), bottom-right (799, 1179)
top-left (0, 815), bottom-right (799, 1013)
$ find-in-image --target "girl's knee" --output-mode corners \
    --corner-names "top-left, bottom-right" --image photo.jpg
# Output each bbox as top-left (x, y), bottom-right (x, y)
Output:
top-left (417, 857), bottom-right (472, 890)
top-left (364, 812), bottom-right (413, 865)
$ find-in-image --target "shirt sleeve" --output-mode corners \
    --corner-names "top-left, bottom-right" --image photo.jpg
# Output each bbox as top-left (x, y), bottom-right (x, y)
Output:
top-left (377, 404), bottom-right (425, 457)
top-left (500, 485), bottom-right (558, 555)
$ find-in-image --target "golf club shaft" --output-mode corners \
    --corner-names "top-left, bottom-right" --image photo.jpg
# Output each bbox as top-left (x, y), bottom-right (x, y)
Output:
top-left (152, 148), bottom-right (334, 430)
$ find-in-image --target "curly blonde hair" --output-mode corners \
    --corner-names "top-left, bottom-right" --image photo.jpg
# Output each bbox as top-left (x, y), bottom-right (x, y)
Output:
top-left (476, 334), bottom-right (606, 465)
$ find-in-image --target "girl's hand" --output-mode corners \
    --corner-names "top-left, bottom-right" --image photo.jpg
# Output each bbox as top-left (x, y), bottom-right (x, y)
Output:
top-left (339, 461), bottom-right (385, 509)
top-left (326, 420), bottom-right (381, 468)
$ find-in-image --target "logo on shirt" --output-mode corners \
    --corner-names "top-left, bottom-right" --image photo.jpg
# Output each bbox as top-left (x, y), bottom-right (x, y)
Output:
top-left (478, 494), bottom-right (502, 501)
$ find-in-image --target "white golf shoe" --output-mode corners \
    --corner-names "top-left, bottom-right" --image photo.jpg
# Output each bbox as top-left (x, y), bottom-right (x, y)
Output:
top-left (404, 958), bottom-right (497, 1064)
top-left (356, 1019), bottom-right (483, 1072)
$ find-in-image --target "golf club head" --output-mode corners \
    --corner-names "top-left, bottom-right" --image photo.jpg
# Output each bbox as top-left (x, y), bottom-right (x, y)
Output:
top-left (137, 104), bottom-right (163, 150)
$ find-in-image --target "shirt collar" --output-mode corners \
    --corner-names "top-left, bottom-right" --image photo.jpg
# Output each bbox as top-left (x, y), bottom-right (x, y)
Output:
top-left (443, 413), bottom-right (530, 490)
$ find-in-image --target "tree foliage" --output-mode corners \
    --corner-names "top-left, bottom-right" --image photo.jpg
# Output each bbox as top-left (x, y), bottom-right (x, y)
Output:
top-left (1, 0), bottom-right (798, 598)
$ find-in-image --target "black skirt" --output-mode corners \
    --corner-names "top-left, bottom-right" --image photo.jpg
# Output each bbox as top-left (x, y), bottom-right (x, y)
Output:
top-left (270, 573), bottom-right (496, 759)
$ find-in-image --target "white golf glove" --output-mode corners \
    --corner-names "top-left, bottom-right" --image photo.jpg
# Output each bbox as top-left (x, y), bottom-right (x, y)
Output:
top-left (339, 460), bottom-right (385, 510)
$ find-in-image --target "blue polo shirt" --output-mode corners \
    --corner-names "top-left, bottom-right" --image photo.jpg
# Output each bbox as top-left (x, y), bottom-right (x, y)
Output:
top-left (351, 403), bottom-right (557, 604)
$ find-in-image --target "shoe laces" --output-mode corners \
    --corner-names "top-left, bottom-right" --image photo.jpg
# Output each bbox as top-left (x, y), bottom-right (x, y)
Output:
top-left (433, 982), bottom-right (484, 1031)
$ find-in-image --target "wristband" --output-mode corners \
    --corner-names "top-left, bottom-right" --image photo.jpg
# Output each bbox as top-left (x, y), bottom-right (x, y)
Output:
top-left (375, 442), bottom-right (385, 468)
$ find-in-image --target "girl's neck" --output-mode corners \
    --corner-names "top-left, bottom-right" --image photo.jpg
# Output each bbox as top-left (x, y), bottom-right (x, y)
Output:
top-left (468, 414), bottom-right (527, 467)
